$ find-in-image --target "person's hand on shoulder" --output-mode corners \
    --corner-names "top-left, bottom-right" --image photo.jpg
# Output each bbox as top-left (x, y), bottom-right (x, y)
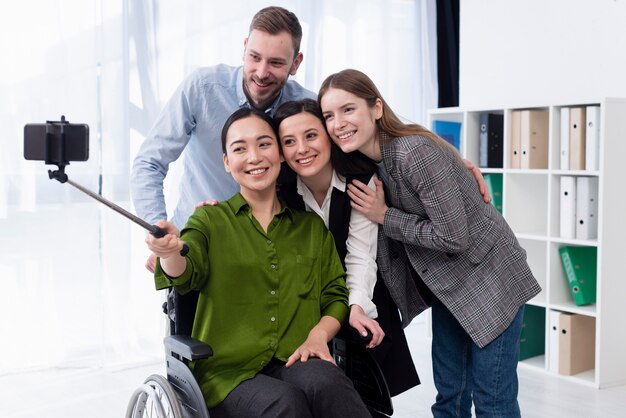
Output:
top-left (195, 198), bottom-right (219, 209)
top-left (347, 176), bottom-right (388, 225)
top-left (463, 158), bottom-right (491, 203)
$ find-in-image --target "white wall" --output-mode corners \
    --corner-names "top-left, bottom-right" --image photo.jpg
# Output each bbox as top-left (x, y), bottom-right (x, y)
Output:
top-left (459, 0), bottom-right (626, 108)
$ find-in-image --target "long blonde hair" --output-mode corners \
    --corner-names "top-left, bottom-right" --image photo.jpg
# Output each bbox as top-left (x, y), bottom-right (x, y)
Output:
top-left (318, 69), bottom-right (456, 153)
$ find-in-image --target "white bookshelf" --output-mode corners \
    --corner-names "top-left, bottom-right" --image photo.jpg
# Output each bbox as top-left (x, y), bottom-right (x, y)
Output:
top-left (428, 98), bottom-right (626, 389)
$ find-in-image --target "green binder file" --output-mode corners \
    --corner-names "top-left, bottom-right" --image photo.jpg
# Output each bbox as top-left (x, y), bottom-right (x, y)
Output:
top-left (484, 173), bottom-right (503, 214)
top-left (519, 304), bottom-right (546, 361)
top-left (559, 246), bottom-right (597, 306)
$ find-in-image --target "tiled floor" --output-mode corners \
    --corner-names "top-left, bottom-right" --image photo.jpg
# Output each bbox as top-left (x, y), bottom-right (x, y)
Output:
top-left (2, 320), bottom-right (626, 417)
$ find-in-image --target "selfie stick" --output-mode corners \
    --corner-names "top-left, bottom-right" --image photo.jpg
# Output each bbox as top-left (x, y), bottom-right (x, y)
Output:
top-left (48, 169), bottom-right (188, 256)
top-left (48, 169), bottom-right (189, 256)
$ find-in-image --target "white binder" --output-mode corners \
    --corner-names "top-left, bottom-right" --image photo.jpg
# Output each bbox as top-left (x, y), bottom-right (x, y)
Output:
top-left (548, 310), bottom-right (561, 373)
top-left (585, 106), bottom-right (601, 171)
top-left (559, 176), bottom-right (577, 239)
top-left (560, 108), bottom-right (570, 170)
top-left (576, 176), bottom-right (599, 240)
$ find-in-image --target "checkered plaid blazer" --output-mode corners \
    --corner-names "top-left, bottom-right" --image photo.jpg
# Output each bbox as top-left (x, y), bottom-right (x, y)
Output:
top-left (376, 134), bottom-right (541, 348)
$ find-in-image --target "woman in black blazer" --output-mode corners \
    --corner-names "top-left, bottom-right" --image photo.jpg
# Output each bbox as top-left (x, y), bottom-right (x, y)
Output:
top-left (274, 99), bottom-right (420, 397)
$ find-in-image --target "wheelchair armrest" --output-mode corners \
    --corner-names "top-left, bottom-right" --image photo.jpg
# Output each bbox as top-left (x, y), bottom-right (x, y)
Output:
top-left (337, 325), bottom-right (373, 345)
top-left (164, 335), bottom-right (213, 361)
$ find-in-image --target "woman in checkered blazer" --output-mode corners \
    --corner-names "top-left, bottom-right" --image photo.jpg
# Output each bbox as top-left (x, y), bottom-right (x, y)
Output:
top-left (319, 69), bottom-right (541, 418)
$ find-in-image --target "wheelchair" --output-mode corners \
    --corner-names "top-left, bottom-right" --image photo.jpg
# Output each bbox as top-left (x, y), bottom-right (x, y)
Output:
top-left (126, 288), bottom-right (394, 417)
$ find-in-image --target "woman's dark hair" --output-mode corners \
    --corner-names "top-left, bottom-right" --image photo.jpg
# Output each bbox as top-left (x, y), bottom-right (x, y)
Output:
top-left (274, 98), bottom-right (322, 129)
top-left (274, 99), bottom-right (376, 179)
top-left (220, 107), bottom-right (276, 153)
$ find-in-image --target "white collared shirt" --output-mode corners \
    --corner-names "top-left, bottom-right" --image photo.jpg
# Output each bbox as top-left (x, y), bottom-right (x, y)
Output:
top-left (296, 170), bottom-right (379, 318)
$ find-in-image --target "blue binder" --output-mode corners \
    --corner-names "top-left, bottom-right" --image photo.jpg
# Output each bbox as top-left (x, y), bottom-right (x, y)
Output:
top-left (432, 120), bottom-right (461, 151)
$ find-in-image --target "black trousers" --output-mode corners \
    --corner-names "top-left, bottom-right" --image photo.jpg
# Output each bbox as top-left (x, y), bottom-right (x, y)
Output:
top-left (369, 277), bottom-right (421, 396)
top-left (209, 358), bottom-right (371, 418)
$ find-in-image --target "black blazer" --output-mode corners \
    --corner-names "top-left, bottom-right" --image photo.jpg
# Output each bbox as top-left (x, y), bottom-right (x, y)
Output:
top-left (279, 168), bottom-right (420, 396)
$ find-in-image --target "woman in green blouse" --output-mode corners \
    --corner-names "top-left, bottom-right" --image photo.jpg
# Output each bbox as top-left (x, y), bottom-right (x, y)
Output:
top-left (145, 107), bottom-right (370, 418)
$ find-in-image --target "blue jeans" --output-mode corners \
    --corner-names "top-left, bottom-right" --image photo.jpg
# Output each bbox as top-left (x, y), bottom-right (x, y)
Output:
top-left (431, 297), bottom-right (523, 418)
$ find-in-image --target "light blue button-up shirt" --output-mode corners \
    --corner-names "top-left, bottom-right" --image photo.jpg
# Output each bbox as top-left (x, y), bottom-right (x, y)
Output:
top-left (131, 64), bottom-right (315, 228)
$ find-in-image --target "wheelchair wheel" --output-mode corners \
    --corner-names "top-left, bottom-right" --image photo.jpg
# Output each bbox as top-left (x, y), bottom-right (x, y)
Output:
top-left (126, 374), bottom-right (184, 418)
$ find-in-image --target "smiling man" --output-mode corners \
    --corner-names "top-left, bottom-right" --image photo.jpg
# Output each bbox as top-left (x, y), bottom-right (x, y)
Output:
top-left (242, 28), bottom-right (303, 110)
top-left (131, 7), bottom-right (315, 264)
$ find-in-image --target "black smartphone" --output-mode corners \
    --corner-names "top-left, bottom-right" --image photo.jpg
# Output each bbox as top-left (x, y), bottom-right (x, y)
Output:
top-left (24, 122), bottom-right (89, 163)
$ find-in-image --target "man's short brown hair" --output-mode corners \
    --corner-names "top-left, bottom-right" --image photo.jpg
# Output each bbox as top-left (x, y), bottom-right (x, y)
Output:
top-left (249, 6), bottom-right (303, 58)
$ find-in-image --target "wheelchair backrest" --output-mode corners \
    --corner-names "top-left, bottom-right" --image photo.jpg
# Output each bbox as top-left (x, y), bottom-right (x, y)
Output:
top-left (167, 289), bottom-right (200, 337)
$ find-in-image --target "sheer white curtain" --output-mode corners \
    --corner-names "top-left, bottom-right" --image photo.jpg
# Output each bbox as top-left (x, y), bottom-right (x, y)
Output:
top-left (0, 0), bottom-right (436, 375)
top-left (149, 0), bottom-right (437, 210)
top-left (148, 0), bottom-right (437, 126)
top-left (0, 0), bottom-right (165, 374)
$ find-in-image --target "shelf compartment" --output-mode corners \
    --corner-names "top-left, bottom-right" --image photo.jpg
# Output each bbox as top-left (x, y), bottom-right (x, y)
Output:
top-left (504, 172), bottom-right (548, 235)
top-left (518, 238), bottom-right (548, 304)
top-left (548, 242), bottom-right (597, 314)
